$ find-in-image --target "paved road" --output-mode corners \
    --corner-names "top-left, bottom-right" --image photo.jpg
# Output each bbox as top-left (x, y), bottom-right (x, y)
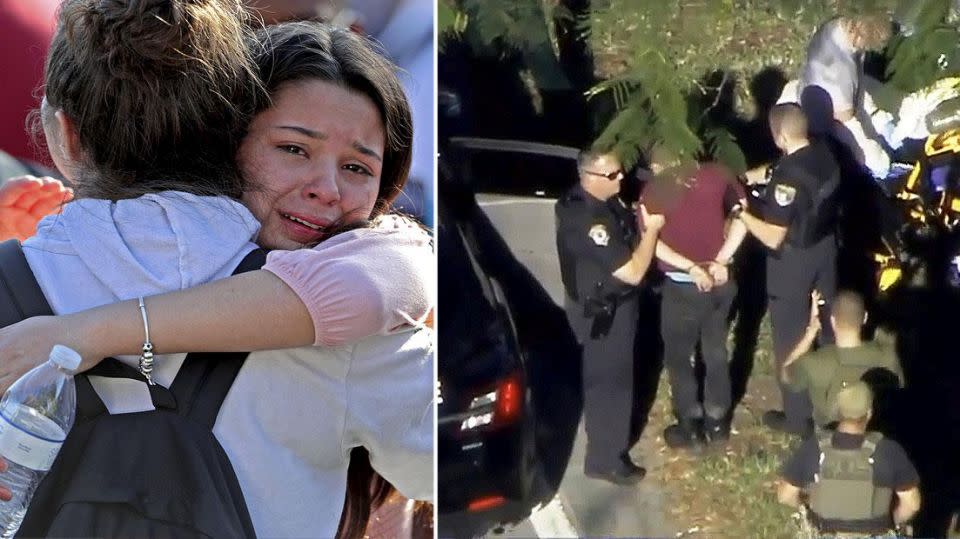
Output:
top-left (474, 196), bottom-right (566, 305)
top-left (442, 496), bottom-right (578, 539)
top-left (438, 195), bottom-right (676, 538)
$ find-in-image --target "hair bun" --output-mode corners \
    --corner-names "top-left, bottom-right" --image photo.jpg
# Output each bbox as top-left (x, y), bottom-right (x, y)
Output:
top-left (77, 0), bottom-right (251, 80)
top-left (44, 0), bottom-right (265, 199)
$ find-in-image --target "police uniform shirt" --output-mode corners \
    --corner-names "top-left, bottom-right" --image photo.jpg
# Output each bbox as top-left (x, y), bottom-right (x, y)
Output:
top-left (760, 141), bottom-right (838, 241)
top-left (781, 432), bottom-right (918, 492)
top-left (759, 141), bottom-right (840, 246)
top-left (555, 184), bottom-right (637, 302)
top-left (760, 141), bottom-right (840, 299)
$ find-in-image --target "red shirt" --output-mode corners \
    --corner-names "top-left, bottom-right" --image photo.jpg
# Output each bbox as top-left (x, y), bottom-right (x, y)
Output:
top-left (640, 163), bottom-right (744, 272)
top-left (0, 0), bottom-right (59, 164)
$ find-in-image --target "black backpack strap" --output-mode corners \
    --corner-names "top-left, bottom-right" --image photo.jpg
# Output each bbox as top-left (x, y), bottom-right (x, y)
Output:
top-left (0, 240), bottom-right (54, 325)
top-left (80, 359), bottom-right (178, 416)
top-left (73, 377), bottom-right (106, 421)
top-left (0, 241), bottom-right (111, 422)
top-left (169, 248), bottom-right (268, 429)
top-left (75, 360), bottom-right (179, 421)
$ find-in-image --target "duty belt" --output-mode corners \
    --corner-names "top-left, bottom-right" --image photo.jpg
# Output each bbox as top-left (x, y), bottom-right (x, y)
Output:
top-left (784, 233), bottom-right (833, 251)
top-left (582, 288), bottom-right (637, 339)
top-left (807, 511), bottom-right (893, 536)
top-left (610, 288), bottom-right (639, 301)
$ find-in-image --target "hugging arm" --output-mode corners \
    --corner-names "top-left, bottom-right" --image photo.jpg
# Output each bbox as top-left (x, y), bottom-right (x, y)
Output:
top-left (0, 223), bottom-right (434, 391)
top-left (1, 270), bottom-right (316, 374)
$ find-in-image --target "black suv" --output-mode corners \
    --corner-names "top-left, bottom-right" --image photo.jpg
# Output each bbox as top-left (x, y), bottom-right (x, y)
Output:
top-left (436, 175), bottom-right (538, 517)
top-left (437, 140), bottom-right (583, 536)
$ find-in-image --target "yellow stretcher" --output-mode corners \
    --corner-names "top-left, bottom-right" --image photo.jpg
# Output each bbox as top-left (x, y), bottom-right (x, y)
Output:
top-left (875, 127), bottom-right (960, 291)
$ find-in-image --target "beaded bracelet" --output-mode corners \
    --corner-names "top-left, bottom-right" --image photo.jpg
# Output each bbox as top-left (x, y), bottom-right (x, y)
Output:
top-left (137, 296), bottom-right (156, 385)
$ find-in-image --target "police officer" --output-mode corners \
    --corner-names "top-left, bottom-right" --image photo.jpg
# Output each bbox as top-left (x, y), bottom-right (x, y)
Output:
top-left (777, 382), bottom-right (920, 538)
top-left (780, 290), bottom-right (903, 433)
top-left (555, 149), bottom-right (664, 485)
top-left (735, 103), bottom-right (840, 437)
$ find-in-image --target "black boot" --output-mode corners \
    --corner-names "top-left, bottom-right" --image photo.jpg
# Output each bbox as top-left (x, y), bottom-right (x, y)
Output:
top-left (703, 416), bottom-right (730, 444)
top-left (619, 452), bottom-right (647, 479)
top-left (663, 418), bottom-right (704, 450)
top-left (762, 410), bottom-right (814, 439)
top-left (584, 453), bottom-right (645, 485)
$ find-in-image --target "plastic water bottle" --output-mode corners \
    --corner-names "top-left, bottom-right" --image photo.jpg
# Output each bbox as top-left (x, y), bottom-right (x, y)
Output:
top-left (0, 345), bottom-right (80, 538)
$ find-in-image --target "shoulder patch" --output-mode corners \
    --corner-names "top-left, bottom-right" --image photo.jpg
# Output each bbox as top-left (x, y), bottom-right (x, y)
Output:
top-left (774, 184), bottom-right (797, 207)
top-left (588, 224), bottom-right (610, 246)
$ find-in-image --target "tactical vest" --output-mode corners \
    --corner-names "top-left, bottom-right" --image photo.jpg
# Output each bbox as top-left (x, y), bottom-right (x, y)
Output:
top-left (808, 431), bottom-right (893, 526)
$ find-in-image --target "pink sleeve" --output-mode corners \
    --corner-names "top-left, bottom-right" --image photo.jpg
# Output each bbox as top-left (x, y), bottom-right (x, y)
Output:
top-left (262, 219), bottom-right (434, 347)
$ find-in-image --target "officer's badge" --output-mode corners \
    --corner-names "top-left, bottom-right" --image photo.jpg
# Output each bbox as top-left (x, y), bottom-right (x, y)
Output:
top-left (774, 184), bottom-right (797, 207)
top-left (588, 224), bottom-right (610, 246)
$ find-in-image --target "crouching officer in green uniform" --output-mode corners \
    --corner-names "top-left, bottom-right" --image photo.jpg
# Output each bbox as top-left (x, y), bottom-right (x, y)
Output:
top-left (777, 382), bottom-right (921, 538)
top-left (555, 148), bottom-right (665, 485)
top-left (781, 290), bottom-right (903, 433)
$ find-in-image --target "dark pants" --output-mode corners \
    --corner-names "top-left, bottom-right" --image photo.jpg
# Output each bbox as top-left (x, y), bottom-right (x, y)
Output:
top-left (661, 279), bottom-right (737, 421)
top-left (566, 295), bottom-right (639, 472)
top-left (768, 237), bottom-right (838, 429)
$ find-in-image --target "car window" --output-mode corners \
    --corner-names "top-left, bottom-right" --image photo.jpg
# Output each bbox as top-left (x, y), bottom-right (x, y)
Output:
top-left (461, 150), bottom-right (578, 198)
top-left (437, 196), bottom-right (500, 368)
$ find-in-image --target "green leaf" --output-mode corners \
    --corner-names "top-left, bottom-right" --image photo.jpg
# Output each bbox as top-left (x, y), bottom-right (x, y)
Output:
top-left (916, 0), bottom-right (951, 31)
top-left (703, 127), bottom-right (748, 173)
top-left (895, 0), bottom-right (927, 29)
top-left (438, 0), bottom-right (458, 34)
top-left (593, 94), bottom-right (655, 169)
top-left (926, 26), bottom-right (960, 59)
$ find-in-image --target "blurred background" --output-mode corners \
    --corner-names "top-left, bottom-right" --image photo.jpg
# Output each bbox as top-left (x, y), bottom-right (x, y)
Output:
top-left (0, 0), bottom-right (434, 228)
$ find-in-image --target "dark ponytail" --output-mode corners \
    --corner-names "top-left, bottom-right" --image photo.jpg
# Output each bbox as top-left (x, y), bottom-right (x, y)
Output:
top-left (335, 448), bottom-right (393, 539)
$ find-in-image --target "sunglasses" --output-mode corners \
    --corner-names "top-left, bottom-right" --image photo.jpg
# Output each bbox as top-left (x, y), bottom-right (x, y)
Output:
top-left (584, 169), bottom-right (624, 181)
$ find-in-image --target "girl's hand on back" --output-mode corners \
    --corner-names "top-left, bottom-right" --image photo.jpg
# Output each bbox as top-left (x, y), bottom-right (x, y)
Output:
top-left (0, 176), bottom-right (73, 241)
top-left (0, 315), bottom-right (96, 396)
